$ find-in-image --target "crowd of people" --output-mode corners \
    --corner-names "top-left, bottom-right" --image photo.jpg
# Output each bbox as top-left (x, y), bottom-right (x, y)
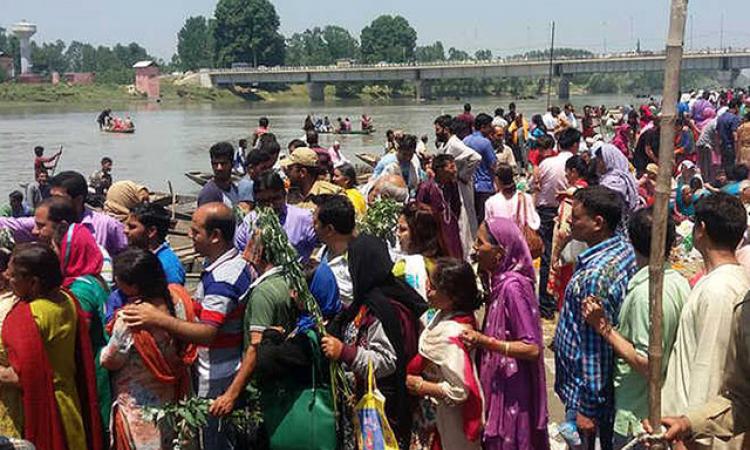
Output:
top-left (0, 87), bottom-right (750, 450)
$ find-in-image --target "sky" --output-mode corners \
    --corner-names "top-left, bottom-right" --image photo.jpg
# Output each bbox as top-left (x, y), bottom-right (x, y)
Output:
top-left (2, 0), bottom-right (749, 60)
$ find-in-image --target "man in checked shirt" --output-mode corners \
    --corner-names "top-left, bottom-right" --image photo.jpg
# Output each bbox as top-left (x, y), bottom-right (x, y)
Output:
top-left (553, 186), bottom-right (637, 450)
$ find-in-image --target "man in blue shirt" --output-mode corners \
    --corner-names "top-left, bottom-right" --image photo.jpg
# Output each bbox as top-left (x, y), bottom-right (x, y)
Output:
top-left (106, 202), bottom-right (186, 321)
top-left (197, 142), bottom-right (239, 207)
top-left (717, 99), bottom-right (742, 172)
top-left (463, 113), bottom-right (498, 223)
top-left (554, 186), bottom-right (637, 450)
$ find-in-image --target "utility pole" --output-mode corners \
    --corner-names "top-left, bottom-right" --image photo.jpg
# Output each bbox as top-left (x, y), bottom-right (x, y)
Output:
top-left (629, 16), bottom-right (635, 50)
top-left (720, 12), bottom-right (724, 51)
top-left (648, 2), bottom-right (688, 450)
top-left (689, 14), bottom-right (694, 51)
top-left (602, 21), bottom-right (608, 54)
top-left (546, 21), bottom-right (555, 109)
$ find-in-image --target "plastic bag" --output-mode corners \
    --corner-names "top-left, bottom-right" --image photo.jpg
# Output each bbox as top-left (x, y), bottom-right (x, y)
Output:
top-left (354, 360), bottom-right (398, 450)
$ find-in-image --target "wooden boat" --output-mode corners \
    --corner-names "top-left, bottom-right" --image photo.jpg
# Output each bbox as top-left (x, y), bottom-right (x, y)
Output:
top-left (184, 171), bottom-right (242, 187)
top-left (319, 129), bottom-right (375, 136)
top-left (103, 127), bottom-right (135, 134)
top-left (355, 153), bottom-right (381, 168)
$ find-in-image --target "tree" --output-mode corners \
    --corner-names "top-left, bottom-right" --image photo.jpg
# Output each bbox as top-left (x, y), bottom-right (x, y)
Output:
top-left (285, 25), bottom-right (358, 66)
top-left (30, 39), bottom-right (68, 73)
top-left (360, 15), bottom-right (417, 63)
top-left (448, 47), bottom-right (471, 61)
top-left (322, 26), bottom-right (358, 62)
top-left (415, 41), bottom-right (445, 62)
top-left (213, 0), bottom-right (285, 68)
top-left (177, 16), bottom-right (214, 70)
top-left (285, 28), bottom-right (328, 66)
top-left (475, 49), bottom-right (492, 60)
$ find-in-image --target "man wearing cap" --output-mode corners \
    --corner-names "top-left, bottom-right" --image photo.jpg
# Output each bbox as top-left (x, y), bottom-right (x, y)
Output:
top-left (282, 147), bottom-right (342, 210)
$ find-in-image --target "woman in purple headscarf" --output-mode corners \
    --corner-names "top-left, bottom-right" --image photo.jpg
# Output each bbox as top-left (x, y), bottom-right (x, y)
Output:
top-left (595, 143), bottom-right (640, 211)
top-left (460, 217), bottom-right (549, 450)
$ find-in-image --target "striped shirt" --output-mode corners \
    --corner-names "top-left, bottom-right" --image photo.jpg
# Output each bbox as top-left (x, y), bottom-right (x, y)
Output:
top-left (193, 248), bottom-right (253, 396)
top-left (554, 234), bottom-right (637, 419)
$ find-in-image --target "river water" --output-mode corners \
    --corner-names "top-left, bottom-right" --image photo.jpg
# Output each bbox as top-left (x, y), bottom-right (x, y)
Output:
top-left (0, 94), bottom-right (636, 197)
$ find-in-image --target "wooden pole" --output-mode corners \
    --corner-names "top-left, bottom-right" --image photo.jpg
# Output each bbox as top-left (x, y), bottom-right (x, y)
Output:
top-left (648, 0), bottom-right (688, 446)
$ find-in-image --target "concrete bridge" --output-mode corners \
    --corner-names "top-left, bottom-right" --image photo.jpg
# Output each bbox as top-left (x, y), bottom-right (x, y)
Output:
top-left (199, 51), bottom-right (750, 101)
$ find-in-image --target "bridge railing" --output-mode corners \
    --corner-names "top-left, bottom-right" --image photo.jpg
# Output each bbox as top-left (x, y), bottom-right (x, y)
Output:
top-left (205, 49), bottom-right (750, 75)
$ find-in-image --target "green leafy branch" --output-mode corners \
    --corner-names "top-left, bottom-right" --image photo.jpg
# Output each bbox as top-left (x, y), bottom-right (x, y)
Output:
top-left (255, 207), bottom-right (351, 405)
top-left (357, 197), bottom-right (402, 243)
top-left (142, 392), bottom-right (261, 450)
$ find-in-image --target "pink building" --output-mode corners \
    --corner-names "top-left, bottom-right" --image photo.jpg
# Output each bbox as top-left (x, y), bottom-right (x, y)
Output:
top-left (64, 72), bottom-right (95, 85)
top-left (0, 52), bottom-right (14, 79)
top-left (133, 60), bottom-right (160, 99)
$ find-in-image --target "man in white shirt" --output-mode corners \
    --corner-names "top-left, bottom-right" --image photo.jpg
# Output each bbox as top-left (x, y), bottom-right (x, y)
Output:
top-left (563, 103), bottom-right (578, 129)
top-left (312, 195), bottom-right (357, 307)
top-left (534, 128), bottom-right (579, 318)
top-left (543, 106), bottom-right (562, 131)
top-left (492, 107), bottom-right (508, 129)
top-left (661, 193), bottom-right (750, 450)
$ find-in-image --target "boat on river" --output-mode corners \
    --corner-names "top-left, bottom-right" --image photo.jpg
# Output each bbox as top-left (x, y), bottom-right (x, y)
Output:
top-left (319, 129), bottom-right (374, 136)
top-left (184, 171), bottom-right (242, 187)
top-left (103, 127), bottom-right (135, 134)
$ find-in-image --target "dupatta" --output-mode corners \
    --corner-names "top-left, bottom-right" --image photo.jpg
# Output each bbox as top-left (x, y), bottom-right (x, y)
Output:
top-left (2, 290), bottom-right (104, 450)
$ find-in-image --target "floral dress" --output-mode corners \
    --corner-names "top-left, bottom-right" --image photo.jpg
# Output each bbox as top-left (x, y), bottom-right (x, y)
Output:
top-left (100, 315), bottom-right (182, 449)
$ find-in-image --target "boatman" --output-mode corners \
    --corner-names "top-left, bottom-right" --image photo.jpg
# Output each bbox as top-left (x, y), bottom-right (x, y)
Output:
top-left (96, 108), bottom-right (112, 129)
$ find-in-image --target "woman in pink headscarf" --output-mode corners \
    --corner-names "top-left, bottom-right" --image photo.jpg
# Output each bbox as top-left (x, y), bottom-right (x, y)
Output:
top-left (461, 218), bottom-right (549, 450)
top-left (56, 223), bottom-right (111, 439)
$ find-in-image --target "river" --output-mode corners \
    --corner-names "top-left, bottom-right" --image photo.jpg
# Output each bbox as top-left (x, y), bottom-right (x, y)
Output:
top-left (0, 94), bottom-right (637, 198)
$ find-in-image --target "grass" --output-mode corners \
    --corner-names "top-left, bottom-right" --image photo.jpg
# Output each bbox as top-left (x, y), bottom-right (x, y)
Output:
top-left (0, 79), bottom-right (245, 105)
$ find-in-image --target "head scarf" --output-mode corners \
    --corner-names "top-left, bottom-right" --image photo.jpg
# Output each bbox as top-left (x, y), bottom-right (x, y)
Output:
top-left (297, 261), bottom-right (341, 333)
top-left (597, 143), bottom-right (640, 211)
top-left (334, 234), bottom-right (427, 439)
top-left (696, 107), bottom-right (716, 130)
top-left (103, 181), bottom-right (149, 222)
top-left (480, 216), bottom-right (548, 440)
top-left (485, 217), bottom-right (536, 284)
top-left (59, 224), bottom-right (104, 288)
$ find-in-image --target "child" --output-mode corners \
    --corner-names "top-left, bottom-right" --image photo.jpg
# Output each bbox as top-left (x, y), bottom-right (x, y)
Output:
top-left (407, 258), bottom-right (484, 450)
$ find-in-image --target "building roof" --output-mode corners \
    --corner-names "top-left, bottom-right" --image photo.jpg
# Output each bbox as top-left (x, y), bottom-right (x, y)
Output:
top-left (132, 60), bottom-right (157, 68)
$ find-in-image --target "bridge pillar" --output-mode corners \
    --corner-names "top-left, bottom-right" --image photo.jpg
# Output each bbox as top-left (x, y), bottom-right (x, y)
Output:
top-left (415, 80), bottom-right (431, 102)
top-left (717, 69), bottom-right (741, 88)
top-left (308, 82), bottom-right (325, 102)
top-left (558, 76), bottom-right (571, 101)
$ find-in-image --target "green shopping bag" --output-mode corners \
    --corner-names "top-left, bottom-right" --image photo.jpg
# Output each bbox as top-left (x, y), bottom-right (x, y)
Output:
top-left (262, 330), bottom-right (337, 450)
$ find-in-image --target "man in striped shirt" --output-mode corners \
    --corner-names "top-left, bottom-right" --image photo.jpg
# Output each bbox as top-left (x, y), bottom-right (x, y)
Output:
top-left (554, 186), bottom-right (637, 450)
top-left (122, 202), bottom-right (252, 450)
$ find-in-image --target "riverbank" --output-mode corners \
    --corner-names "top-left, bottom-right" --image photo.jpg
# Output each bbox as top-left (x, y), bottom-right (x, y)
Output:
top-left (0, 80), bottom-right (246, 106)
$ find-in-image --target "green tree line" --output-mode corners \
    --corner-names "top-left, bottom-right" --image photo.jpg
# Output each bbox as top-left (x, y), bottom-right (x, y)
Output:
top-left (0, 0), bottom-right (728, 96)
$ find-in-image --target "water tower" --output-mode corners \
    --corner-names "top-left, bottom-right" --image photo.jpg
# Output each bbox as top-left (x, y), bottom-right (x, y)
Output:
top-left (11, 21), bottom-right (37, 75)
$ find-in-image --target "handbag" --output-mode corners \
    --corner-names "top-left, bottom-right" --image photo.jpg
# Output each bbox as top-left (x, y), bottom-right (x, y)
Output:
top-left (354, 360), bottom-right (399, 450)
top-left (516, 193), bottom-right (545, 260)
top-left (262, 330), bottom-right (337, 450)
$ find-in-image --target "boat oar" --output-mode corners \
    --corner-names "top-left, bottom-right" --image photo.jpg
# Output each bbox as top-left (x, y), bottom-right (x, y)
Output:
top-left (168, 180), bottom-right (176, 221)
top-left (51, 145), bottom-right (63, 176)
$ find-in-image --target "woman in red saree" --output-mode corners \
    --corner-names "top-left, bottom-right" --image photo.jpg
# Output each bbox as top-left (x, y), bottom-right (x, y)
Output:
top-left (101, 248), bottom-right (196, 449)
top-left (1, 242), bottom-right (103, 450)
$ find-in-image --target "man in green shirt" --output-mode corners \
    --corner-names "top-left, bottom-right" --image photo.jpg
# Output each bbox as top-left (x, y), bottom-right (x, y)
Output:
top-left (581, 207), bottom-right (690, 448)
top-left (208, 228), bottom-right (298, 416)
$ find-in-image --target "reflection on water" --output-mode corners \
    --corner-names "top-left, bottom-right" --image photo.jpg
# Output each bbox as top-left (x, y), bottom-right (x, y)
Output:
top-left (0, 94), bottom-right (636, 196)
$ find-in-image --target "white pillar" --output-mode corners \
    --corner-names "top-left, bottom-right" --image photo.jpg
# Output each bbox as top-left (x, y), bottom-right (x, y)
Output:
top-left (18, 37), bottom-right (31, 74)
top-left (11, 21), bottom-right (37, 75)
